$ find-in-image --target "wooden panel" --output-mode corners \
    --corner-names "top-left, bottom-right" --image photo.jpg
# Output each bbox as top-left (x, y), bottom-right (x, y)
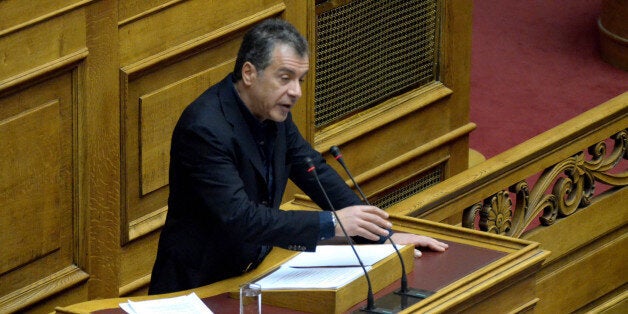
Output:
top-left (119, 232), bottom-right (161, 296)
top-left (122, 56), bottom-right (236, 237)
top-left (120, 2), bottom-right (287, 241)
top-left (0, 6), bottom-right (86, 83)
top-left (139, 67), bottom-right (214, 195)
top-left (56, 216), bottom-right (549, 314)
top-left (115, 2), bottom-right (315, 295)
top-left (128, 61), bottom-right (233, 228)
top-left (525, 190), bottom-right (628, 313)
top-left (118, 0), bottom-right (183, 24)
top-left (536, 227), bottom-right (626, 313)
top-left (1, 1), bottom-right (119, 312)
top-left (0, 0), bottom-right (87, 32)
top-left (118, 0), bottom-right (285, 65)
top-left (0, 69), bottom-right (83, 311)
top-left (386, 93), bottom-right (628, 313)
top-left (80, 0), bottom-right (121, 300)
top-left (0, 101), bottom-right (63, 275)
top-left (280, 0), bottom-right (474, 208)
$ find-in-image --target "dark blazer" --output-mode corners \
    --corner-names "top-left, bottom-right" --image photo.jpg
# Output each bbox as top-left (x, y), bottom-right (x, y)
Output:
top-left (149, 74), bottom-right (361, 294)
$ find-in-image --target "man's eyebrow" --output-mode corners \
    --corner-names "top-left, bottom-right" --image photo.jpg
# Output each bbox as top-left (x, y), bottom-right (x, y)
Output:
top-left (277, 67), bottom-right (296, 75)
top-left (277, 67), bottom-right (309, 78)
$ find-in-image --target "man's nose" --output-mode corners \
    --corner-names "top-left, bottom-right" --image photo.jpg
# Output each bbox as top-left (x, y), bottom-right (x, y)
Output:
top-left (288, 80), bottom-right (302, 98)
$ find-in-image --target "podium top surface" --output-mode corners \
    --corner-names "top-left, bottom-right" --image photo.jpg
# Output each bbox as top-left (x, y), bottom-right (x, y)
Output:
top-left (86, 241), bottom-right (505, 314)
top-left (57, 216), bottom-right (546, 314)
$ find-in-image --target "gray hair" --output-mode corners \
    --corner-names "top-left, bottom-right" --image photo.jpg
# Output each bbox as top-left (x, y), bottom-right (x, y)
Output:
top-left (233, 19), bottom-right (309, 81)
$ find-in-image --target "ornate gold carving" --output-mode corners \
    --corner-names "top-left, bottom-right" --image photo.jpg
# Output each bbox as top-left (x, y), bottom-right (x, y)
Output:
top-left (479, 190), bottom-right (513, 234)
top-left (463, 130), bottom-right (627, 237)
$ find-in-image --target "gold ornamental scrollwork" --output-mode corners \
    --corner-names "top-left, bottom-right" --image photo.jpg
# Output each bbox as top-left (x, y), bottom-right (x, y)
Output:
top-left (479, 190), bottom-right (513, 234)
top-left (463, 130), bottom-right (627, 237)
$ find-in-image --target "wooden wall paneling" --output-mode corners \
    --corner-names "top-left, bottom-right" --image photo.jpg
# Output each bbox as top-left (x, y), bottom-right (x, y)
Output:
top-left (387, 93), bottom-right (628, 223)
top-left (385, 93), bottom-right (627, 312)
top-left (0, 1), bottom-right (100, 312)
top-left (0, 4), bottom-right (88, 90)
top-left (280, 0), bottom-right (314, 140)
top-left (281, 0), bottom-right (474, 208)
top-left (524, 190), bottom-right (628, 313)
top-left (81, 0), bottom-right (121, 301)
top-left (117, 0), bottom-right (287, 66)
top-left (119, 33), bottom-right (238, 291)
top-left (0, 74), bottom-right (88, 313)
top-left (119, 0), bottom-right (287, 240)
top-left (118, 0), bottom-right (185, 25)
top-left (440, 0), bottom-right (472, 176)
top-left (118, 1), bottom-right (297, 294)
top-left (119, 232), bottom-right (161, 296)
top-left (138, 68), bottom-right (213, 196)
top-left (0, 0), bottom-right (87, 32)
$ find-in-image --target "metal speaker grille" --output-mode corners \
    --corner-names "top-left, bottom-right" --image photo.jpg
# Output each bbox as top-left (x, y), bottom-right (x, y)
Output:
top-left (315, 0), bottom-right (439, 128)
top-left (371, 164), bottom-right (443, 210)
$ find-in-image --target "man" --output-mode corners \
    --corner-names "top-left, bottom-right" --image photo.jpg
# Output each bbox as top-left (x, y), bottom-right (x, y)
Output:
top-left (149, 19), bottom-right (447, 295)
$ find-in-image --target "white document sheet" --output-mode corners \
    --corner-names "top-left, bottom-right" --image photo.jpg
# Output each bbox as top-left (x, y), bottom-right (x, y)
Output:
top-left (284, 244), bottom-right (403, 267)
top-left (255, 265), bottom-right (371, 290)
top-left (255, 244), bottom-right (403, 290)
top-left (119, 292), bottom-right (213, 314)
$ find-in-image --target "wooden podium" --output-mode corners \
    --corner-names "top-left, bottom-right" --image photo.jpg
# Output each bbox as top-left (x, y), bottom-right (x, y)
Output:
top-left (55, 215), bottom-right (548, 313)
top-left (252, 244), bottom-right (415, 314)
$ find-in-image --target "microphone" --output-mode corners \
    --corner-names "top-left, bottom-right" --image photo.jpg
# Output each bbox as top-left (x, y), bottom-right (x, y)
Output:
top-left (304, 157), bottom-right (380, 312)
top-left (330, 146), bottom-right (434, 302)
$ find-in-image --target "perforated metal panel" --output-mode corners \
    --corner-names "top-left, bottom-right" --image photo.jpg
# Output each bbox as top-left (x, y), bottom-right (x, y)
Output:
top-left (371, 164), bottom-right (443, 210)
top-left (315, 0), bottom-right (439, 128)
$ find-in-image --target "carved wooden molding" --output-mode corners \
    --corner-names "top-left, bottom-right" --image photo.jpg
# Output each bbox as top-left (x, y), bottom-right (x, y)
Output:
top-left (463, 129), bottom-right (628, 237)
top-left (354, 123), bottom-right (473, 185)
top-left (314, 82), bottom-right (453, 150)
top-left (0, 265), bottom-right (89, 313)
top-left (0, 0), bottom-right (92, 37)
top-left (120, 3), bottom-right (286, 78)
top-left (128, 206), bottom-right (167, 242)
top-left (386, 92), bottom-right (628, 222)
top-left (0, 48), bottom-right (89, 94)
top-left (119, 274), bottom-right (151, 296)
top-left (118, 0), bottom-right (187, 27)
top-left (288, 119), bottom-right (473, 209)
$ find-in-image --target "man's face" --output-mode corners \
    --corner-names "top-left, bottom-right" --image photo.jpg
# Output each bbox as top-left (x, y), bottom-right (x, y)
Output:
top-left (244, 44), bottom-right (309, 122)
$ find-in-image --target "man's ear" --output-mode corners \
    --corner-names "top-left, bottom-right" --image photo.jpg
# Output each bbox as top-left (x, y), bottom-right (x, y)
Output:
top-left (241, 61), bottom-right (257, 86)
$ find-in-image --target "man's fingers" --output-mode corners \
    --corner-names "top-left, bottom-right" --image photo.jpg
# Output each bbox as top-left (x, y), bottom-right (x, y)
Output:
top-left (360, 205), bottom-right (389, 218)
top-left (335, 205), bottom-right (392, 239)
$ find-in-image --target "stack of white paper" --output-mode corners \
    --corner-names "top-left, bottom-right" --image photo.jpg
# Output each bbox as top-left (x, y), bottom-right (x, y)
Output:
top-left (119, 292), bottom-right (213, 314)
top-left (255, 265), bottom-right (371, 290)
top-left (255, 244), bottom-right (402, 290)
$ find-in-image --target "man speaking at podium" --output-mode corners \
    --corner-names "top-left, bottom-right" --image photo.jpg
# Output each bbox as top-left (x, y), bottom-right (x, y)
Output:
top-left (149, 18), bottom-right (448, 295)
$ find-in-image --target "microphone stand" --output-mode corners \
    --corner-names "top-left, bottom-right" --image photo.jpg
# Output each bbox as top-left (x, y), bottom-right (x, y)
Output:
top-left (330, 146), bottom-right (435, 312)
top-left (306, 158), bottom-right (389, 313)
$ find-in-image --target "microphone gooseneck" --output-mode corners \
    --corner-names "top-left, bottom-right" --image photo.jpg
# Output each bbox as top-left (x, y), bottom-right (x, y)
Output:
top-left (330, 146), bottom-right (409, 294)
top-left (304, 157), bottom-right (376, 311)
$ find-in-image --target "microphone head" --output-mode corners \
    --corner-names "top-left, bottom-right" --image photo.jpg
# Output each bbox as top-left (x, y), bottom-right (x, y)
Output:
top-left (304, 157), bottom-right (316, 172)
top-left (330, 146), bottom-right (342, 159)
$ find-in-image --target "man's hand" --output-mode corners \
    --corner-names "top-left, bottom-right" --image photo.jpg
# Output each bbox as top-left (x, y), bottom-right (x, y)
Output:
top-left (334, 205), bottom-right (392, 241)
top-left (389, 232), bottom-right (449, 257)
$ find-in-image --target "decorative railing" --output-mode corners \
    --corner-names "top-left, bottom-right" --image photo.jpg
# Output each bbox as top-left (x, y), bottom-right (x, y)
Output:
top-left (462, 129), bottom-right (627, 237)
top-left (387, 92), bottom-right (628, 237)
